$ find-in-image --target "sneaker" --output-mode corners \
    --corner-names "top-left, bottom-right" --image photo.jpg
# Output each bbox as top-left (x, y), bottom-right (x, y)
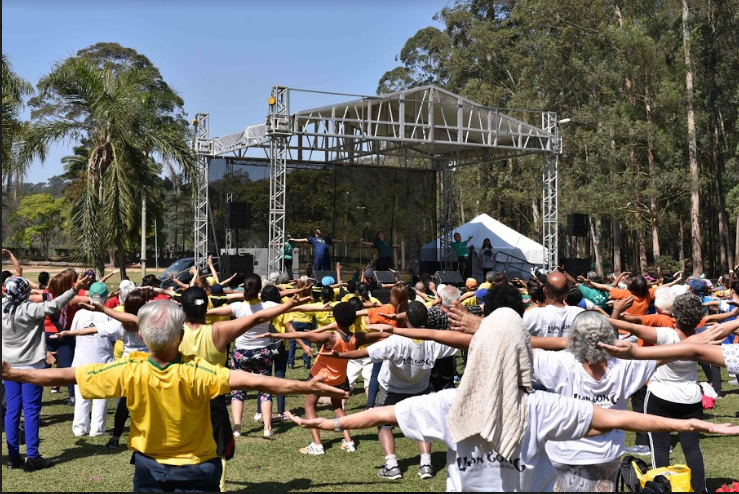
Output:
top-left (304, 362), bottom-right (312, 370)
top-left (288, 362), bottom-right (296, 369)
top-left (232, 429), bottom-right (241, 438)
top-left (67, 398), bottom-right (76, 406)
top-left (727, 378), bottom-right (738, 387)
top-left (378, 466), bottom-right (402, 480)
top-left (419, 464), bottom-right (434, 479)
top-left (89, 431), bottom-right (110, 437)
top-left (50, 386), bottom-right (60, 394)
top-left (625, 445), bottom-right (651, 456)
top-left (105, 438), bottom-right (120, 449)
top-left (263, 429), bottom-right (273, 438)
top-left (5, 456), bottom-right (24, 469)
top-left (253, 413), bottom-right (262, 422)
top-left (24, 456), bottom-right (53, 471)
top-left (340, 440), bottom-right (356, 452)
top-left (299, 442), bottom-right (325, 455)
top-left (453, 376), bottom-right (461, 384)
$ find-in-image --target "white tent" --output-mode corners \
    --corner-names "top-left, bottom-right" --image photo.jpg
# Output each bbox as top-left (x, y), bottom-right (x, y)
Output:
top-left (420, 214), bottom-right (545, 279)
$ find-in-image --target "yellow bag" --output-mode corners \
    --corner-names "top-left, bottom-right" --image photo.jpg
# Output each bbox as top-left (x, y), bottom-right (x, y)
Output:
top-left (633, 462), bottom-right (693, 492)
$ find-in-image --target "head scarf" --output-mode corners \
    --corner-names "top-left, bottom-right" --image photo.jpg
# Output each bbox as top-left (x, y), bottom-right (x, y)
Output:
top-left (447, 307), bottom-right (533, 460)
top-left (3, 277), bottom-right (31, 315)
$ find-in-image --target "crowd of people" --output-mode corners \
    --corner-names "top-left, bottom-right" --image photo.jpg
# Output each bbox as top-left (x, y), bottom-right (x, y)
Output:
top-left (2, 245), bottom-right (739, 492)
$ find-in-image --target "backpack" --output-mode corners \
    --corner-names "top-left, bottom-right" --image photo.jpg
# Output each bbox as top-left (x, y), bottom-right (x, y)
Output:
top-left (617, 455), bottom-right (650, 492)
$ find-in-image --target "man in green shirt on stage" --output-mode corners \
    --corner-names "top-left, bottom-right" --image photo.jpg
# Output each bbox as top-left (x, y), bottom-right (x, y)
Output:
top-left (444, 232), bottom-right (473, 277)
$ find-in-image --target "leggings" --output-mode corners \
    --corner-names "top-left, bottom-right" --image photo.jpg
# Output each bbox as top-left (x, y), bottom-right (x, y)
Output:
top-left (629, 385), bottom-right (650, 446)
top-left (4, 380), bottom-right (43, 458)
top-left (366, 361), bottom-right (383, 408)
top-left (645, 390), bottom-right (706, 493)
top-left (45, 332), bottom-right (76, 397)
top-left (113, 397), bottom-right (130, 438)
top-left (273, 350), bottom-right (288, 415)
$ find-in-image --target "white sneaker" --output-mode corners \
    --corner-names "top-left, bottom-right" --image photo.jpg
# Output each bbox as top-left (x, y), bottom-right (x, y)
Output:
top-left (89, 431), bottom-right (110, 437)
top-left (341, 439), bottom-right (356, 452)
top-left (253, 413), bottom-right (262, 422)
top-left (263, 429), bottom-right (273, 438)
top-left (300, 442), bottom-right (325, 455)
top-left (728, 378), bottom-right (738, 387)
top-left (233, 429), bottom-right (241, 438)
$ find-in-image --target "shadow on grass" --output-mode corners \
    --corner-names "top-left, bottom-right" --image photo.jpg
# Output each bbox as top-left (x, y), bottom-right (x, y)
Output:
top-left (227, 478), bottom-right (388, 492)
top-left (709, 478), bottom-right (739, 491)
top-left (44, 438), bottom-right (127, 466)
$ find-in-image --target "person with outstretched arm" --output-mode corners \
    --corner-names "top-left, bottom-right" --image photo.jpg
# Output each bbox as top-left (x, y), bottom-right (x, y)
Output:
top-left (2, 300), bottom-right (347, 492)
top-left (284, 308), bottom-right (739, 493)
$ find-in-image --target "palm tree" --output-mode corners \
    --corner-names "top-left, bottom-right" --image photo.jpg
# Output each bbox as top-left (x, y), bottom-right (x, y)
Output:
top-left (26, 57), bottom-right (195, 276)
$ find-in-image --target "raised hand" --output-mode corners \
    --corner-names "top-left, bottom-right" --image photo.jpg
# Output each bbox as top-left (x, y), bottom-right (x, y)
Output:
top-left (75, 274), bottom-right (93, 291)
top-left (598, 340), bottom-right (637, 359)
top-left (448, 303), bottom-right (483, 335)
top-left (306, 373), bottom-right (350, 399)
top-left (687, 419), bottom-right (739, 435)
top-left (684, 326), bottom-right (724, 345)
top-left (612, 296), bottom-right (634, 314)
top-left (283, 411), bottom-right (331, 430)
top-left (318, 350), bottom-right (340, 358)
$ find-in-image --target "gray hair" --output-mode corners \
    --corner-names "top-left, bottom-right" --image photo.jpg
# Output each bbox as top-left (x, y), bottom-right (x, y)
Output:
top-left (566, 311), bottom-right (616, 364)
top-left (485, 271), bottom-right (495, 282)
top-left (587, 271), bottom-right (598, 281)
top-left (137, 300), bottom-right (185, 354)
top-left (277, 272), bottom-right (289, 284)
top-left (267, 271), bottom-right (280, 284)
top-left (439, 285), bottom-right (461, 308)
top-left (654, 286), bottom-right (676, 315)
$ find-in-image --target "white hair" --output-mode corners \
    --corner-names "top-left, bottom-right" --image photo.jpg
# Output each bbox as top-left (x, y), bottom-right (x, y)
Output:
top-left (137, 300), bottom-right (185, 354)
top-left (654, 286), bottom-right (677, 315)
top-left (267, 271), bottom-right (280, 284)
top-left (439, 285), bottom-right (461, 308)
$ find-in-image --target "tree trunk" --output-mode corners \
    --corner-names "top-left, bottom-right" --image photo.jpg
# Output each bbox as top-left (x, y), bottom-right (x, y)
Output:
top-left (679, 219), bottom-right (686, 274)
top-left (140, 195), bottom-right (147, 278)
top-left (636, 224), bottom-right (648, 276)
top-left (117, 249), bottom-right (128, 281)
top-left (683, 0), bottom-right (703, 276)
top-left (735, 210), bottom-right (739, 269)
top-left (645, 92), bottom-right (661, 266)
top-left (612, 219), bottom-right (622, 274)
top-left (590, 216), bottom-right (603, 276)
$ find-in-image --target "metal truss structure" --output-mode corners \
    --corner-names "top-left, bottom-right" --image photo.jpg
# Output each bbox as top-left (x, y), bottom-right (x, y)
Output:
top-left (194, 85), bottom-right (561, 273)
top-left (192, 113), bottom-right (211, 272)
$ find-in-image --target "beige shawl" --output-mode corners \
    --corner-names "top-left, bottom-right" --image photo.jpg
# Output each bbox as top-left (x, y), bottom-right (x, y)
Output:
top-left (447, 307), bottom-right (533, 460)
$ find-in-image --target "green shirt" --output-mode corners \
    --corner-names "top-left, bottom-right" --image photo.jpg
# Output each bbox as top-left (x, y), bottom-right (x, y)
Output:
top-left (373, 239), bottom-right (393, 259)
top-left (578, 285), bottom-right (608, 309)
top-left (283, 241), bottom-right (295, 260)
top-left (451, 241), bottom-right (469, 258)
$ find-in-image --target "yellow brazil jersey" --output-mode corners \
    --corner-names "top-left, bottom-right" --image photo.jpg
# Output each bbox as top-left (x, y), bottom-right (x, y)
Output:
top-left (349, 315), bottom-right (371, 349)
top-left (206, 296), bottom-right (230, 325)
top-left (461, 296), bottom-right (477, 307)
top-left (271, 311), bottom-right (292, 350)
top-left (75, 352), bottom-right (230, 466)
top-left (314, 301), bottom-right (338, 328)
top-left (113, 306), bottom-right (125, 360)
top-left (179, 324), bottom-right (227, 367)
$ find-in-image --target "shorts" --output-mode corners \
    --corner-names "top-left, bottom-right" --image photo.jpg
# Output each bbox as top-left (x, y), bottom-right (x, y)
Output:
top-left (230, 347), bottom-right (273, 402)
top-left (376, 385), bottom-right (429, 430)
top-left (551, 458), bottom-right (620, 492)
top-left (346, 357), bottom-right (373, 389)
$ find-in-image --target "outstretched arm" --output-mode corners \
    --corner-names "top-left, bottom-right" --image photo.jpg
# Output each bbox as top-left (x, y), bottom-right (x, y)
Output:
top-left (206, 305), bottom-right (234, 317)
top-left (319, 348), bottom-right (371, 360)
top-left (207, 255), bottom-right (220, 284)
top-left (3, 249), bottom-right (23, 277)
top-left (286, 405), bottom-right (397, 431)
top-left (100, 269), bottom-right (120, 283)
top-left (80, 302), bottom-right (139, 325)
top-left (2, 361), bottom-right (77, 387)
top-left (608, 318), bottom-right (659, 344)
top-left (367, 324), bottom-right (471, 350)
top-left (229, 372), bottom-right (348, 399)
top-left (587, 405), bottom-right (739, 437)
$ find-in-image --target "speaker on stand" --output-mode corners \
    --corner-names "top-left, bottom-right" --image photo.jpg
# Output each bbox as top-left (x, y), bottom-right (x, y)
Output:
top-left (432, 271), bottom-right (465, 287)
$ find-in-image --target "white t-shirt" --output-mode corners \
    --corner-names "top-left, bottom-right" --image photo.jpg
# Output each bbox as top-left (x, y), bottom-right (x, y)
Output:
top-left (722, 345), bottom-right (739, 375)
top-left (523, 305), bottom-right (584, 338)
top-left (70, 310), bottom-right (120, 366)
top-left (96, 320), bottom-right (148, 356)
top-left (367, 335), bottom-right (458, 394)
top-left (232, 301), bottom-right (277, 350)
top-left (534, 350), bottom-right (656, 464)
top-left (396, 389), bottom-right (593, 492)
top-left (647, 327), bottom-right (701, 404)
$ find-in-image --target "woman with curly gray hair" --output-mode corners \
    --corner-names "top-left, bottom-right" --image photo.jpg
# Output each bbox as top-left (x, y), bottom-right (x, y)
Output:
top-left (532, 311), bottom-right (658, 492)
top-left (609, 293), bottom-right (708, 493)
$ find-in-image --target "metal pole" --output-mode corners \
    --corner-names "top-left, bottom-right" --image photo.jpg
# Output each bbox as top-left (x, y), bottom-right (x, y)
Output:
top-left (140, 195), bottom-right (147, 278)
top-left (154, 218), bottom-right (159, 273)
top-left (357, 207), bottom-right (365, 265)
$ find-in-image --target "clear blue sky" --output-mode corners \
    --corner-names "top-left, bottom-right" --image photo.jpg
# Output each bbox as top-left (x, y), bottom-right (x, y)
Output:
top-left (3, 0), bottom-right (445, 182)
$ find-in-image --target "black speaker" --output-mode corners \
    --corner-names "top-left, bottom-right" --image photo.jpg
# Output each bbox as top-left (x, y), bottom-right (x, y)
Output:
top-left (373, 271), bottom-right (398, 284)
top-left (226, 202), bottom-right (252, 230)
top-left (566, 213), bottom-right (589, 237)
top-left (220, 254), bottom-right (254, 286)
top-left (560, 257), bottom-right (592, 277)
top-left (433, 270), bottom-right (465, 287)
top-left (315, 270), bottom-right (338, 286)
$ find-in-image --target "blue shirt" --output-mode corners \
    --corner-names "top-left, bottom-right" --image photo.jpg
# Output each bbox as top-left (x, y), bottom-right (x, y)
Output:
top-left (308, 236), bottom-right (332, 258)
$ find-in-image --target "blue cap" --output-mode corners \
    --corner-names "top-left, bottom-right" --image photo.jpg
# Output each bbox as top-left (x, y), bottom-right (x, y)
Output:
top-left (687, 279), bottom-right (706, 293)
top-left (475, 287), bottom-right (489, 300)
top-left (321, 276), bottom-right (335, 287)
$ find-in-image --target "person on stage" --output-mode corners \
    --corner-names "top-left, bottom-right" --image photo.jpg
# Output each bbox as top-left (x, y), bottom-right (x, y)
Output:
top-left (292, 229), bottom-right (344, 273)
top-left (361, 231), bottom-right (400, 272)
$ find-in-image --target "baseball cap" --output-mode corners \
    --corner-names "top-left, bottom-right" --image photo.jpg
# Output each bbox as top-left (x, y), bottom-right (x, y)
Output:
top-left (88, 282), bottom-right (109, 303)
top-left (466, 278), bottom-right (478, 290)
top-left (118, 280), bottom-right (136, 304)
top-left (210, 283), bottom-right (224, 295)
top-left (475, 287), bottom-right (489, 300)
top-left (687, 279), bottom-right (706, 294)
top-left (84, 269), bottom-right (96, 281)
top-left (321, 276), bottom-right (335, 287)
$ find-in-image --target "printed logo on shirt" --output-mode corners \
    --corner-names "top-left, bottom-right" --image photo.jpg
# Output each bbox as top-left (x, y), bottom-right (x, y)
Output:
top-left (400, 356), bottom-right (434, 366)
top-left (456, 453), bottom-right (527, 473)
top-left (573, 393), bottom-right (617, 405)
top-left (547, 324), bottom-right (570, 335)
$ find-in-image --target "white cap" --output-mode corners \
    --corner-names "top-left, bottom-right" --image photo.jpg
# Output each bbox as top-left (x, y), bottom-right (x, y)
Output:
top-left (119, 279), bottom-right (136, 304)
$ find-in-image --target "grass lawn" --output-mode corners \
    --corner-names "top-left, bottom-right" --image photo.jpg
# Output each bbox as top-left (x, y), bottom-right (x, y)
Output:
top-left (2, 359), bottom-right (738, 492)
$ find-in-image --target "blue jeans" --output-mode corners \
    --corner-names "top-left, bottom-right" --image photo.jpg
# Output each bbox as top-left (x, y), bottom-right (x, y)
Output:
top-left (288, 321), bottom-right (315, 366)
top-left (273, 349), bottom-right (288, 415)
top-left (4, 380), bottom-right (43, 458)
top-left (132, 452), bottom-right (222, 492)
top-left (45, 332), bottom-right (76, 397)
top-left (366, 361), bottom-right (383, 408)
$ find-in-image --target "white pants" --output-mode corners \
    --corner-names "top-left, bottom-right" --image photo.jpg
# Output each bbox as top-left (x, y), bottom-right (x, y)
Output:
top-left (72, 385), bottom-right (107, 436)
top-left (347, 357), bottom-right (373, 389)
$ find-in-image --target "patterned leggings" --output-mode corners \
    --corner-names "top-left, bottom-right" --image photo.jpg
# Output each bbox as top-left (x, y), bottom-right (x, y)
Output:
top-left (230, 347), bottom-right (273, 402)
top-left (551, 458), bottom-right (621, 492)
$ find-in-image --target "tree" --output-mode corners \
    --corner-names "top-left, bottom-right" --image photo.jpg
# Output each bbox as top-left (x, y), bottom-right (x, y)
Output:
top-left (27, 45), bottom-right (195, 277)
top-left (12, 193), bottom-right (64, 260)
